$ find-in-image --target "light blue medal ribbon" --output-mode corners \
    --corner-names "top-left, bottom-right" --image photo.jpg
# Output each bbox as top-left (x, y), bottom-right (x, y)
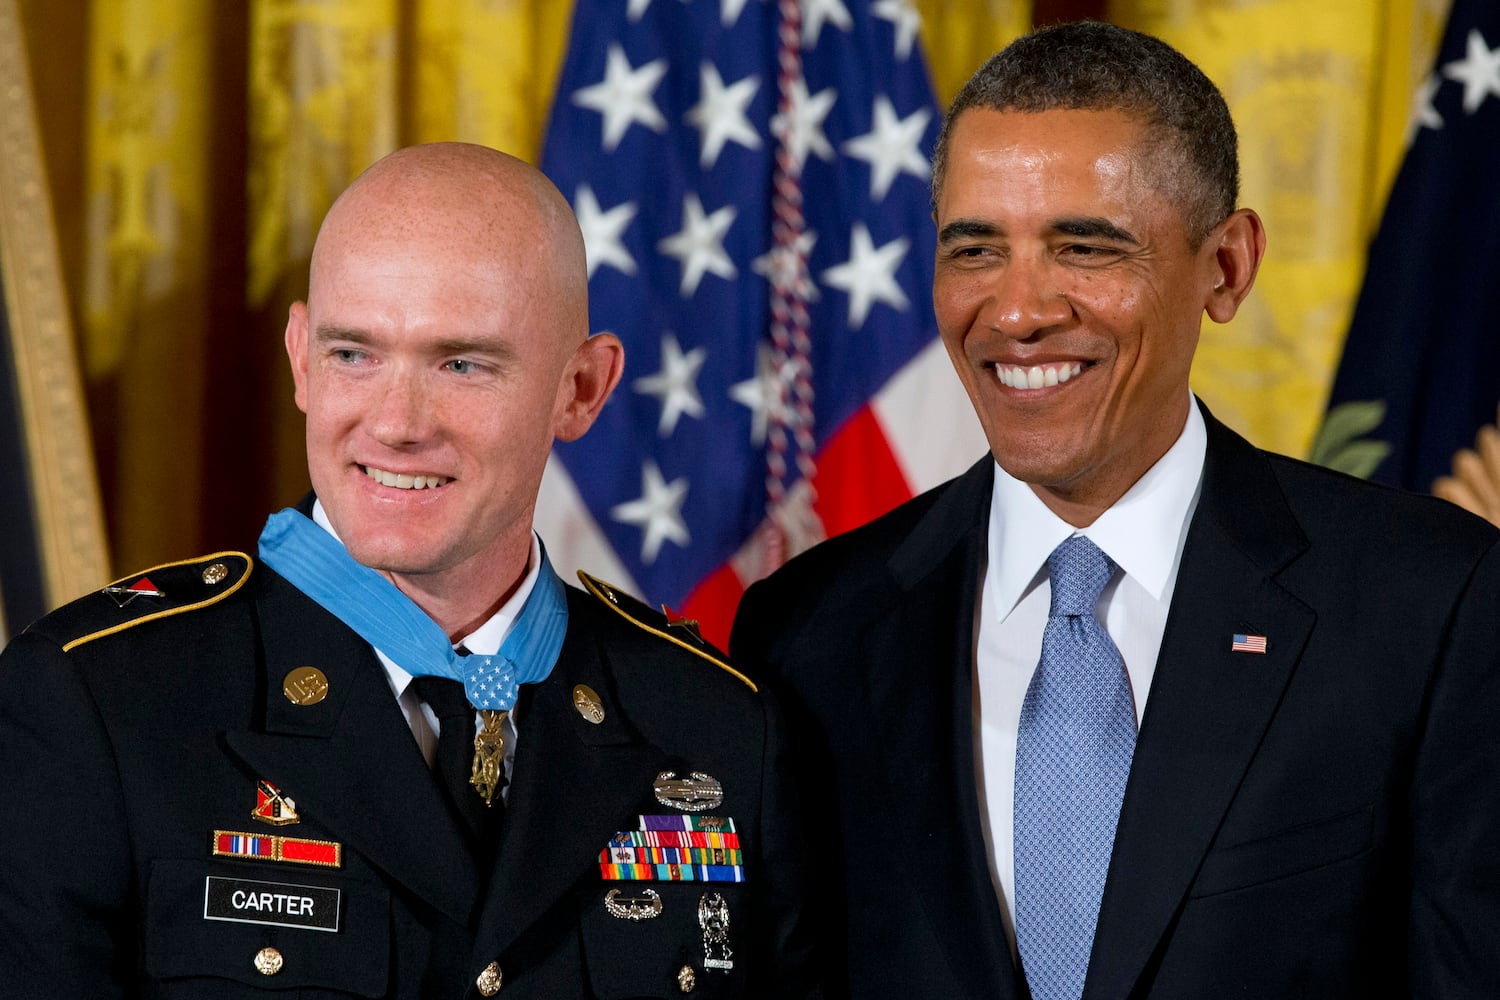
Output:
top-left (257, 508), bottom-right (568, 710)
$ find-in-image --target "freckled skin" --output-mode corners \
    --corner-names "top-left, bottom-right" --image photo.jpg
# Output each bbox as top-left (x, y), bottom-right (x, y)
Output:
top-left (932, 108), bottom-right (1263, 526)
top-left (283, 143), bottom-right (623, 637)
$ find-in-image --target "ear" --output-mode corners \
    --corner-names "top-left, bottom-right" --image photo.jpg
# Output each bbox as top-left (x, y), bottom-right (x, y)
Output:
top-left (553, 332), bottom-right (625, 442)
top-left (285, 301), bottom-right (311, 414)
top-left (1203, 208), bottom-right (1266, 324)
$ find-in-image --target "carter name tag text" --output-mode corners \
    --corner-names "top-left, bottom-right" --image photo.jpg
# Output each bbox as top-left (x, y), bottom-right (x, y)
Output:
top-left (203, 876), bottom-right (341, 932)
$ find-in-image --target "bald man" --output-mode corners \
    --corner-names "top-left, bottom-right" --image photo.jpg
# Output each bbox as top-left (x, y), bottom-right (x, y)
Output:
top-left (0, 144), bottom-right (817, 999)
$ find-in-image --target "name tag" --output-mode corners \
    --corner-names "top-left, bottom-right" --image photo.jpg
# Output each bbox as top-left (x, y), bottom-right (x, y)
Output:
top-left (203, 876), bottom-right (341, 932)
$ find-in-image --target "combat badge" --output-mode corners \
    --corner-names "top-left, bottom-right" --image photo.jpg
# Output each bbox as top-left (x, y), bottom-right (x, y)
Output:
top-left (252, 780), bottom-right (299, 826)
top-left (604, 887), bottom-right (663, 921)
top-left (699, 892), bottom-right (733, 971)
top-left (654, 770), bottom-right (724, 812)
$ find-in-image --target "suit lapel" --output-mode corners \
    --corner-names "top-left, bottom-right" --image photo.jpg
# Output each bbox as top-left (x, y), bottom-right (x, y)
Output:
top-left (1086, 410), bottom-right (1316, 999)
top-left (865, 460), bottom-right (1023, 997)
top-left (475, 590), bottom-right (662, 960)
top-left (224, 568), bottom-right (480, 924)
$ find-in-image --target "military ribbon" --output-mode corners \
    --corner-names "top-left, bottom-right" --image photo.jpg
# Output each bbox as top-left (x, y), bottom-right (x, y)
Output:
top-left (257, 508), bottom-right (567, 711)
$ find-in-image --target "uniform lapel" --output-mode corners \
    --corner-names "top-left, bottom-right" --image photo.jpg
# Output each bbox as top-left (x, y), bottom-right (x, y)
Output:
top-left (224, 568), bottom-right (480, 925)
top-left (864, 460), bottom-right (1023, 997)
top-left (1085, 409), bottom-right (1316, 999)
top-left (474, 590), bottom-right (662, 961)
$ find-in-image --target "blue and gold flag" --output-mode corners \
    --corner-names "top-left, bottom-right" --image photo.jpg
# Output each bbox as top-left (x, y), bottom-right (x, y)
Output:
top-left (1320, 0), bottom-right (1500, 492)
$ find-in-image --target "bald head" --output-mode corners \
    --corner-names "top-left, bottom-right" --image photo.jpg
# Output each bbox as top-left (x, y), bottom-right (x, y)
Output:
top-left (284, 143), bottom-right (623, 625)
top-left (311, 142), bottom-right (589, 350)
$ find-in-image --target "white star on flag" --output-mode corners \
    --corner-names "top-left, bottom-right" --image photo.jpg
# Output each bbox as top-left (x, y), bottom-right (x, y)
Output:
top-left (611, 460), bottom-right (691, 564)
top-left (803, 0), bottom-right (853, 49)
top-left (539, 0), bottom-right (959, 634)
top-left (730, 342), bottom-right (798, 446)
top-left (842, 96), bottom-right (931, 201)
top-left (627, 0), bottom-right (689, 22)
top-left (752, 229), bottom-right (820, 300)
top-left (657, 193), bottom-right (739, 296)
top-left (574, 185), bottom-right (638, 278)
top-left (633, 333), bottom-right (708, 436)
top-left (872, 0), bottom-right (922, 60)
top-left (770, 77), bottom-right (838, 176)
top-left (719, 0), bottom-right (762, 29)
top-left (821, 222), bottom-right (911, 329)
top-left (686, 64), bottom-right (762, 168)
top-left (1442, 28), bottom-right (1500, 113)
top-left (1409, 75), bottom-right (1445, 138)
top-left (572, 44), bottom-right (669, 151)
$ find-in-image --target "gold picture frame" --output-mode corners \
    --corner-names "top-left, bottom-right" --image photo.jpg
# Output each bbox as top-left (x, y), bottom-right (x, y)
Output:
top-left (0, 0), bottom-right (109, 638)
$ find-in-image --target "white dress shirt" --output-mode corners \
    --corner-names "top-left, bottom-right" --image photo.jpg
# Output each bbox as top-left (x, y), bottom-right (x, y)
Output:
top-left (311, 501), bottom-right (538, 798)
top-left (973, 399), bottom-right (1206, 949)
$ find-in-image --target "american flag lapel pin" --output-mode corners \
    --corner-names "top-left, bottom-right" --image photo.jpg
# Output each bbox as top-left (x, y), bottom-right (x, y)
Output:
top-left (1231, 633), bottom-right (1268, 654)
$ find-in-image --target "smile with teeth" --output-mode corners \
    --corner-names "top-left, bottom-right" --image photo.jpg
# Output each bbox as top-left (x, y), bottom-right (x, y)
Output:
top-left (991, 361), bottom-right (1085, 389)
top-left (363, 465), bottom-right (450, 490)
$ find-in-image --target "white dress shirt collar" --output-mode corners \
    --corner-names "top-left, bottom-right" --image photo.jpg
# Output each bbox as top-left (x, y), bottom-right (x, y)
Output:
top-left (309, 500), bottom-right (541, 678)
top-left (986, 396), bottom-right (1208, 621)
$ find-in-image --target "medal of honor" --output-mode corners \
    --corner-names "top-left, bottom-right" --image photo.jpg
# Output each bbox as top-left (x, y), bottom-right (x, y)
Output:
top-left (470, 709), bottom-right (507, 806)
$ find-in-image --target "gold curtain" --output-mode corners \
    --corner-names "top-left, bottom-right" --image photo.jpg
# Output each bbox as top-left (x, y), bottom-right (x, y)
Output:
top-left (18, 0), bottom-right (573, 577)
top-left (1108, 0), bottom-right (1450, 458)
top-left (917, 0), bottom-right (1032, 104)
top-left (12, 0), bottom-right (1446, 589)
top-left (1, 0), bottom-right (109, 623)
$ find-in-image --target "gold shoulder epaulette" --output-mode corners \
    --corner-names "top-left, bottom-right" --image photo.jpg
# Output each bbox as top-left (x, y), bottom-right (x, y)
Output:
top-left (59, 552), bottom-right (253, 652)
top-left (575, 570), bottom-right (756, 692)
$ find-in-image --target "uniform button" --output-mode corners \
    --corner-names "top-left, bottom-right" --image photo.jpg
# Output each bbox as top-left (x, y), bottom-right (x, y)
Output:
top-left (678, 964), bottom-right (696, 993)
top-left (476, 960), bottom-right (503, 996)
top-left (202, 562), bottom-right (229, 585)
top-left (253, 947), bottom-right (283, 976)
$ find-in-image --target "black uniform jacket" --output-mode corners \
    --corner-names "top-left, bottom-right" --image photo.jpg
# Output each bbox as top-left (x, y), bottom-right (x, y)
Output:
top-left (0, 554), bottom-right (817, 999)
top-left (731, 405), bottom-right (1500, 999)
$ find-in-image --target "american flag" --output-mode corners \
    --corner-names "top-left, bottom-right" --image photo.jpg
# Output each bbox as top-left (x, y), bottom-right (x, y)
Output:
top-left (537, 0), bottom-right (984, 645)
top-left (1231, 634), bottom-right (1268, 655)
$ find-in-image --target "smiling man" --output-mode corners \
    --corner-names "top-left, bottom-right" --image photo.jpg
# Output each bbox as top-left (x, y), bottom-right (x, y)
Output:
top-left (733, 21), bottom-right (1500, 1000)
top-left (0, 143), bottom-right (817, 999)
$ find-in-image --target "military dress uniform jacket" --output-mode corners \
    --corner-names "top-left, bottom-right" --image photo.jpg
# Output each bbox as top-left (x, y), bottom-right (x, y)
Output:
top-left (731, 404), bottom-right (1500, 999)
top-left (0, 555), bottom-right (818, 999)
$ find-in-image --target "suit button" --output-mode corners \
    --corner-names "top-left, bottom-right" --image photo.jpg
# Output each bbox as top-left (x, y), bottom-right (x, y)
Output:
top-left (476, 960), bottom-right (503, 996)
top-left (253, 947), bottom-right (283, 976)
top-left (678, 964), bottom-right (696, 993)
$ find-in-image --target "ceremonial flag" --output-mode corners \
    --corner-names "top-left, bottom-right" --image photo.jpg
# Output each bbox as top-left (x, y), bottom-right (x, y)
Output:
top-left (537, 0), bottom-right (984, 645)
top-left (1318, 0), bottom-right (1500, 492)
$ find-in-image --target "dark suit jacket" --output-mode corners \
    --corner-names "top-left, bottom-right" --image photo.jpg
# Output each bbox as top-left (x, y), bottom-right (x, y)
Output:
top-left (0, 555), bottom-right (816, 999)
top-left (731, 407), bottom-right (1500, 999)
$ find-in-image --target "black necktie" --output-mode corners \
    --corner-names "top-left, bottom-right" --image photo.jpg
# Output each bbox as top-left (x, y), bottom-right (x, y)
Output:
top-left (412, 675), bottom-right (500, 846)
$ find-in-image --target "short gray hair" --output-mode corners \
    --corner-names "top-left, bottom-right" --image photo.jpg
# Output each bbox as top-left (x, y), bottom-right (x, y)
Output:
top-left (931, 21), bottom-right (1239, 247)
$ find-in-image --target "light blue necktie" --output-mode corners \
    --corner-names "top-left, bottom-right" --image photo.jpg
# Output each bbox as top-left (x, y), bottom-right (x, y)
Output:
top-left (257, 508), bottom-right (567, 711)
top-left (1014, 535), bottom-right (1138, 1000)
